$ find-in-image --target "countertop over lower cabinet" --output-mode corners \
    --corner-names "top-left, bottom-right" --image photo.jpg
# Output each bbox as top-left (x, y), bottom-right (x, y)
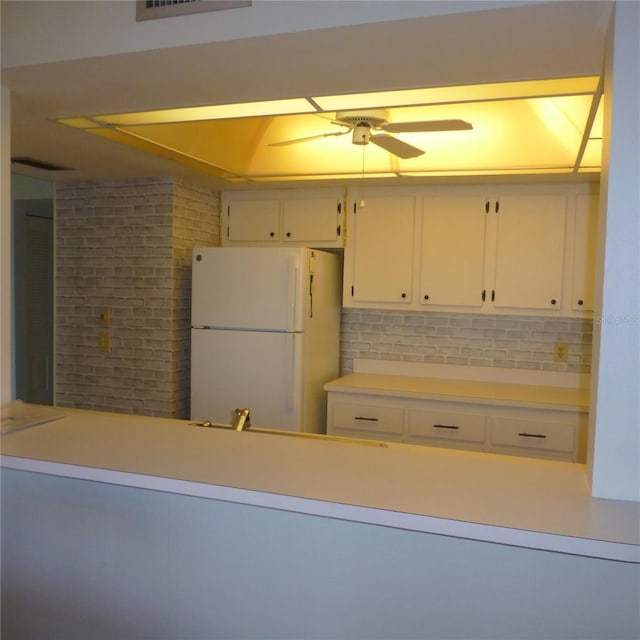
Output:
top-left (324, 367), bottom-right (590, 462)
top-left (1, 401), bottom-right (638, 564)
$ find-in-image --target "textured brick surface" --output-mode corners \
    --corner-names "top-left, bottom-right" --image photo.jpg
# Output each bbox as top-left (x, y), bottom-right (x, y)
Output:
top-left (55, 178), bottom-right (219, 418)
top-left (340, 309), bottom-right (592, 375)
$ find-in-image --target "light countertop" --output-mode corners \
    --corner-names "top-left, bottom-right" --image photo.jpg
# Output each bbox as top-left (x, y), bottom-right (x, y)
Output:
top-left (324, 373), bottom-right (590, 411)
top-left (1, 403), bottom-right (637, 563)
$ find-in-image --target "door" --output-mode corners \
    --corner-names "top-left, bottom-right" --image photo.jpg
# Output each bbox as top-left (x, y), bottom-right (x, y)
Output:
top-left (190, 329), bottom-right (302, 430)
top-left (14, 202), bottom-right (54, 405)
top-left (571, 194), bottom-right (598, 311)
top-left (282, 197), bottom-right (340, 243)
top-left (349, 196), bottom-right (415, 304)
top-left (226, 199), bottom-right (280, 242)
top-left (192, 247), bottom-right (308, 331)
top-left (420, 196), bottom-right (486, 307)
top-left (493, 195), bottom-right (566, 310)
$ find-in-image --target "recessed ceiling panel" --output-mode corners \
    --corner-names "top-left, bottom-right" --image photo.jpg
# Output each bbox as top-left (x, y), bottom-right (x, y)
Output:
top-left (60, 77), bottom-right (602, 182)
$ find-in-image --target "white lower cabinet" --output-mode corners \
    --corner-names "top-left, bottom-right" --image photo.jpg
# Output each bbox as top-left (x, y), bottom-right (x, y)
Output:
top-left (407, 406), bottom-right (487, 451)
top-left (330, 398), bottom-right (405, 442)
top-left (490, 415), bottom-right (577, 458)
top-left (327, 391), bottom-right (585, 462)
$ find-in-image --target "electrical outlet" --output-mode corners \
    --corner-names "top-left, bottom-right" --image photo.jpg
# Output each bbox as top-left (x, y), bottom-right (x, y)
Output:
top-left (98, 331), bottom-right (112, 353)
top-left (554, 342), bottom-right (568, 363)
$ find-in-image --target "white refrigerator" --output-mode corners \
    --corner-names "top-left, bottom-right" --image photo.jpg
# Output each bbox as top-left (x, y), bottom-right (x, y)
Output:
top-left (190, 247), bottom-right (342, 433)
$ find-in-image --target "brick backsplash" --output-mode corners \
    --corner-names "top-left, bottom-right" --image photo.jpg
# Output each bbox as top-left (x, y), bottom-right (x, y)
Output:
top-left (55, 177), bottom-right (219, 418)
top-left (340, 309), bottom-right (592, 375)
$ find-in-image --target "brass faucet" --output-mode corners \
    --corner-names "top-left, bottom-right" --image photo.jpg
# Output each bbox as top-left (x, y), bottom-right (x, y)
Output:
top-left (232, 408), bottom-right (251, 431)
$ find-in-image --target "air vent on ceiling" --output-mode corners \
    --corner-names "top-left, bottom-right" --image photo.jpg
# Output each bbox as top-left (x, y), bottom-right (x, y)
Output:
top-left (12, 157), bottom-right (72, 172)
top-left (136, 0), bottom-right (251, 22)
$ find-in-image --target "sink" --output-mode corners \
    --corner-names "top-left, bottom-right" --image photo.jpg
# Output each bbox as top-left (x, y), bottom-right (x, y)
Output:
top-left (190, 421), bottom-right (388, 447)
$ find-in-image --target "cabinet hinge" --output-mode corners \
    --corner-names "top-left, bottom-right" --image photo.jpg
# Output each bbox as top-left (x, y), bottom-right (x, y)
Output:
top-left (495, 200), bottom-right (500, 214)
top-left (337, 202), bottom-right (342, 214)
top-left (482, 289), bottom-right (486, 301)
top-left (491, 289), bottom-right (496, 302)
top-left (485, 201), bottom-right (490, 214)
top-left (337, 224), bottom-right (341, 237)
top-left (351, 285), bottom-right (354, 297)
top-left (353, 202), bottom-right (357, 214)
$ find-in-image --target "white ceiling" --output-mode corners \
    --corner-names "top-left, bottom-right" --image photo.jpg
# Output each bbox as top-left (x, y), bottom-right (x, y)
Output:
top-left (2, 0), bottom-right (613, 190)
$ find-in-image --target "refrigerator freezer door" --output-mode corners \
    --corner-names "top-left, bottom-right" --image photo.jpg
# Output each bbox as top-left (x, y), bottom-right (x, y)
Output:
top-left (191, 328), bottom-right (303, 430)
top-left (192, 247), bottom-right (308, 331)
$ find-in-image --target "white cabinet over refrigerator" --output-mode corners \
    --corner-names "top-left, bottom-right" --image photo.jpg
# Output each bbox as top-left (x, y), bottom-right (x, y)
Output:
top-left (190, 247), bottom-right (341, 433)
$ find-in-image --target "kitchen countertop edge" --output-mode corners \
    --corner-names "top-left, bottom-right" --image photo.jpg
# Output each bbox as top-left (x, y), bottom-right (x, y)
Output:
top-left (2, 453), bottom-right (638, 564)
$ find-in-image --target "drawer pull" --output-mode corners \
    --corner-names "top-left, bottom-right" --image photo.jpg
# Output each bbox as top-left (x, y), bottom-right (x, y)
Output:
top-left (518, 432), bottom-right (547, 439)
top-left (433, 424), bottom-right (460, 430)
top-left (354, 416), bottom-right (379, 422)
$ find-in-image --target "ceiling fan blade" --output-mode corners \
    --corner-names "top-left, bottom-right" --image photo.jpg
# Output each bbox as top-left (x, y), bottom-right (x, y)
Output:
top-left (382, 119), bottom-right (473, 133)
top-left (370, 133), bottom-right (425, 159)
top-left (269, 129), bottom-right (350, 147)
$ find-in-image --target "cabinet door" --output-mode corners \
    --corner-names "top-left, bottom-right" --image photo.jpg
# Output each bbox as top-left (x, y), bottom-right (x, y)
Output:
top-left (407, 407), bottom-right (487, 450)
top-left (493, 195), bottom-right (566, 310)
top-left (349, 196), bottom-right (415, 304)
top-left (328, 398), bottom-right (404, 441)
top-left (282, 197), bottom-right (340, 243)
top-left (420, 196), bottom-right (486, 307)
top-left (490, 416), bottom-right (577, 461)
top-left (572, 194), bottom-right (598, 311)
top-left (226, 199), bottom-right (280, 242)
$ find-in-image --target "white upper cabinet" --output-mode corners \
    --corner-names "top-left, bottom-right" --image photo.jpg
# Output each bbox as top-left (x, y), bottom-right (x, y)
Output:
top-left (343, 184), bottom-right (597, 317)
top-left (222, 190), bottom-right (344, 247)
top-left (348, 195), bottom-right (416, 304)
top-left (571, 194), bottom-right (599, 311)
top-left (492, 195), bottom-right (567, 311)
top-left (420, 196), bottom-right (487, 308)
top-left (225, 198), bottom-right (280, 242)
top-left (282, 197), bottom-right (341, 243)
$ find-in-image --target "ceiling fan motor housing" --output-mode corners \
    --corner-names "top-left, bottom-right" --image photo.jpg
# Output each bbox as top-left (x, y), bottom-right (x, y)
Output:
top-left (336, 110), bottom-right (390, 146)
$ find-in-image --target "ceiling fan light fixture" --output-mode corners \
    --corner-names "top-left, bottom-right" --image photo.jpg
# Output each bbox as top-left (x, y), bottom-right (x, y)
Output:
top-left (352, 123), bottom-right (371, 145)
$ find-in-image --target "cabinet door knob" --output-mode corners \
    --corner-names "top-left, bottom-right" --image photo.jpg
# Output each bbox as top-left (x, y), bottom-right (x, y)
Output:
top-left (577, 299), bottom-right (584, 306)
top-left (550, 299), bottom-right (557, 305)
top-left (423, 294), bottom-right (430, 301)
top-left (269, 232), bottom-right (275, 237)
top-left (401, 293), bottom-right (407, 299)
top-left (286, 232), bottom-right (292, 237)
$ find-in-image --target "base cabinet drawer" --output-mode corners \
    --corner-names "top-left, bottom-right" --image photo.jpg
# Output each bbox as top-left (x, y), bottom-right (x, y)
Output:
top-left (490, 417), bottom-right (576, 459)
top-left (407, 409), bottom-right (487, 449)
top-left (325, 389), bottom-right (585, 462)
top-left (330, 401), bottom-right (404, 440)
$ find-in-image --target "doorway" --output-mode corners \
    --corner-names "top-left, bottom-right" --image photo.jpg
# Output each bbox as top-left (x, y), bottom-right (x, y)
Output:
top-left (14, 197), bottom-right (54, 405)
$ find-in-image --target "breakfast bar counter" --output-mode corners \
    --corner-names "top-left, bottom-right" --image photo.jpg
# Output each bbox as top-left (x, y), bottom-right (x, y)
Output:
top-left (1, 402), bottom-right (637, 563)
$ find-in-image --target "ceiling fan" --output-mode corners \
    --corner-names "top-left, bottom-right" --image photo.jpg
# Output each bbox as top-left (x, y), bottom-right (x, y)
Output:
top-left (270, 109), bottom-right (472, 159)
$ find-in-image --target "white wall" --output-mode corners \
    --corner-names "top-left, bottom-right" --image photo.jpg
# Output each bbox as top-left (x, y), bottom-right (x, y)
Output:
top-left (1, 87), bottom-right (12, 403)
top-left (589, 1), bottom-right (640, 501)
top-left (0, 0), bottom-right (538, 68)
top-left (2, 469), bottom-right (639, 640)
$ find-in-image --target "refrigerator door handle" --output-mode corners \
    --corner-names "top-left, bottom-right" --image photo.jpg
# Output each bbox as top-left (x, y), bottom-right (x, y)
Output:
top-left (286, 334), bottom-right (297, 410)
top-left (288, 254), bottom-right (300, 331)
